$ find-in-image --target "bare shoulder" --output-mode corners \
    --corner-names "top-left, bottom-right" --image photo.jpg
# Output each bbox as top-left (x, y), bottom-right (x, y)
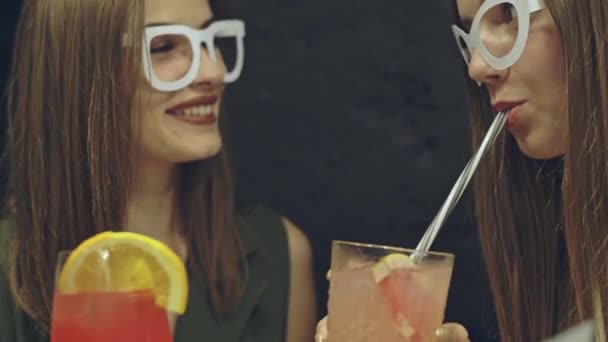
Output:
top-left (281, 217), bottom-right (313, 265)
top-left (281, 216), bottom-right (316, 342)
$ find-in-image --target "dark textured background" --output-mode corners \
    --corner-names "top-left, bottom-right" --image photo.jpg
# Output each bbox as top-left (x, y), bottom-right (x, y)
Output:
top-left (221, 0), bottom-right (495, 339)
top-left (0, 3), bottom-right (17, 212)
top-left (0, 0), bottom-right (496, 340)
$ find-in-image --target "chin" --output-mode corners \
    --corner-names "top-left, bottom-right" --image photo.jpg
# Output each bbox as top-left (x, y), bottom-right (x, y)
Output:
top-left (177, 144), bottom-right (223, 163)
top-left (179, 131), bottom-right (223, 158)
top-left (514, 137), bottom-right (565, 160)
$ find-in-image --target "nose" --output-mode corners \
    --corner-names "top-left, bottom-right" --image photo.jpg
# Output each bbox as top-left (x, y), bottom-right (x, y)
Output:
top-left (190, 45), bottom-right (225, 87)
top-left (467, 24), bottom-right (512, 86)
top-left (467, 47), bottom-right (507, 87)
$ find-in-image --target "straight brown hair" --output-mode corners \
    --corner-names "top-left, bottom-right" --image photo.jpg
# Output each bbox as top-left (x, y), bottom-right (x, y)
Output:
top-left (6, 0), bottom-right (243, 331)
top-left (454, 0), bottom-right (608, 340)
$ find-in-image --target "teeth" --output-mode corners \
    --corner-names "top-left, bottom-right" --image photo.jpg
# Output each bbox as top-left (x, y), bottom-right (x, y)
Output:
top-left (177, 105), bottom-right (213, 116)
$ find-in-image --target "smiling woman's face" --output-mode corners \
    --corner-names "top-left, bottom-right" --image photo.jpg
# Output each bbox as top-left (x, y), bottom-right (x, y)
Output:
top-left (135, 0), bottom-right (227, 165)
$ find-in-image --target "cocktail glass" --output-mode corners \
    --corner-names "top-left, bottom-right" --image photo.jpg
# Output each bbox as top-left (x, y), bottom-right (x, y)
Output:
top-left (327, 240), bottom-right (454, 342)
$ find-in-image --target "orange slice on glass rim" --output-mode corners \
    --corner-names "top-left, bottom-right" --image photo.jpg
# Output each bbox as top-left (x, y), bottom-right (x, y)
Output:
top-left (57, 231), bottom-right (188, 314)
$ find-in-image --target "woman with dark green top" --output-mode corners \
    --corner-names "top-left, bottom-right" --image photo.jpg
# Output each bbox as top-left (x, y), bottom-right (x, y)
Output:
top-left (0, 0), bottom-right (316, 341)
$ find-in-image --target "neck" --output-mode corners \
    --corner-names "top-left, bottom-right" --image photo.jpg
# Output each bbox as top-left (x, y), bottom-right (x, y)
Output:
top-left (124, 155), bottom-right (188, 261)
top-left (125, 156), bottom-right (179, 238)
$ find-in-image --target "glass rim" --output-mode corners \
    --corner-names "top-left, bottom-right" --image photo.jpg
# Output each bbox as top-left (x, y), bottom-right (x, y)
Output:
top-left (332, 240), bottom-right (455, 258)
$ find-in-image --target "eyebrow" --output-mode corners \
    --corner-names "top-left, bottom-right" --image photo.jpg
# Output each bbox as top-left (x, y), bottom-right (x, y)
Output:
top-left (145, 16), bottom-right (215, 29)
top-left (460, 17), bottom-right (472, 31)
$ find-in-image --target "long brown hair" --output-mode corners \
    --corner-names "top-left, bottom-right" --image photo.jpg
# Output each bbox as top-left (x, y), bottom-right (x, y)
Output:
top-left (454, 0), bottom-right (608, 340)
top-left (6, 0), bottom-right (243, 331)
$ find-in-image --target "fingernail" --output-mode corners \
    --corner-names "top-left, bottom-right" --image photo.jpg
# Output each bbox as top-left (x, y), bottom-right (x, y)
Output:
top-left (435, 327), bottom-right (453, 341)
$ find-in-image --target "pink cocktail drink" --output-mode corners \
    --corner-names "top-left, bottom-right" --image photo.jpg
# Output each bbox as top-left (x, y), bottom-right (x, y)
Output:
top-left (327, 241), bottom-right (454, 342)
top-left (51, 290), bottom-right (172, 342)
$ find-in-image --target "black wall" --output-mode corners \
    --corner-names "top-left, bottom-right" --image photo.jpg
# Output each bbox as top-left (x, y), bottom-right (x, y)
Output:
top-left (224, 0), bottom-right (494, 339)
top-left (0, 1), bottom-right (19, 201)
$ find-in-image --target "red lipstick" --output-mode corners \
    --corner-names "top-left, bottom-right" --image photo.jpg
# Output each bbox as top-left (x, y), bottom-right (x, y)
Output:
top-left (492, 101), bottom-right (525, 128)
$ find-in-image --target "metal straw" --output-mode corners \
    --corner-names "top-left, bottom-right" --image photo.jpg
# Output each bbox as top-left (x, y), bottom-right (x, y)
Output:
top-left (411, 110), bottom-right (508, 263)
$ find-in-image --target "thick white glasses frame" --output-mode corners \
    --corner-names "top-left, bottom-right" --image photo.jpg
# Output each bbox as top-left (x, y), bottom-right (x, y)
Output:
top-left (451, 0), bottom-right (543, 70)
top-left (142, 19), bottom-right (246, 92)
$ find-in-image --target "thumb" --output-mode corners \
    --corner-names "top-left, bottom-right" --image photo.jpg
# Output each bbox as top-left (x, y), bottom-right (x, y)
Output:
top-left (434, 323), bottom-right (469, 342)
top-left (314, 316), bottom-right (328, 342)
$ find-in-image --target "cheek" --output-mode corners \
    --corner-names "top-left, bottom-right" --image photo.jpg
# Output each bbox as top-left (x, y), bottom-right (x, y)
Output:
top-left (522, 16), bottom-right (566, 89)
top-left (510, 21), bottom-right (567, 158)
top-left (528, 36), bottom-right (567, 145)
top-left (140, 83), bottom-right (173, 116)
top-left (134, 85), bottom-right (174, 141)
top-left (518, 21), bottom-right (567, 122)
top-left (522, 44), bottom-right (562, 80)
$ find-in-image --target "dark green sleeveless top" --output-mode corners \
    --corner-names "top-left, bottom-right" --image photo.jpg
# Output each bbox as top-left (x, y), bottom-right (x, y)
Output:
top-left (0, 206), bottom-right (290, 342)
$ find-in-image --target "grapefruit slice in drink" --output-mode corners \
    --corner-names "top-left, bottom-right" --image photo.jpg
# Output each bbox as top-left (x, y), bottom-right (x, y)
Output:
top-left (372, 253), bottom-right (431, 341)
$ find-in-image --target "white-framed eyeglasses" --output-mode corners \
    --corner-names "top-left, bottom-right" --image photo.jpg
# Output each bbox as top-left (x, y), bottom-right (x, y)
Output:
top-left (451, 0), bottom-right (543, 71)
top-left (142, 19), bottom-right (246, 92)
